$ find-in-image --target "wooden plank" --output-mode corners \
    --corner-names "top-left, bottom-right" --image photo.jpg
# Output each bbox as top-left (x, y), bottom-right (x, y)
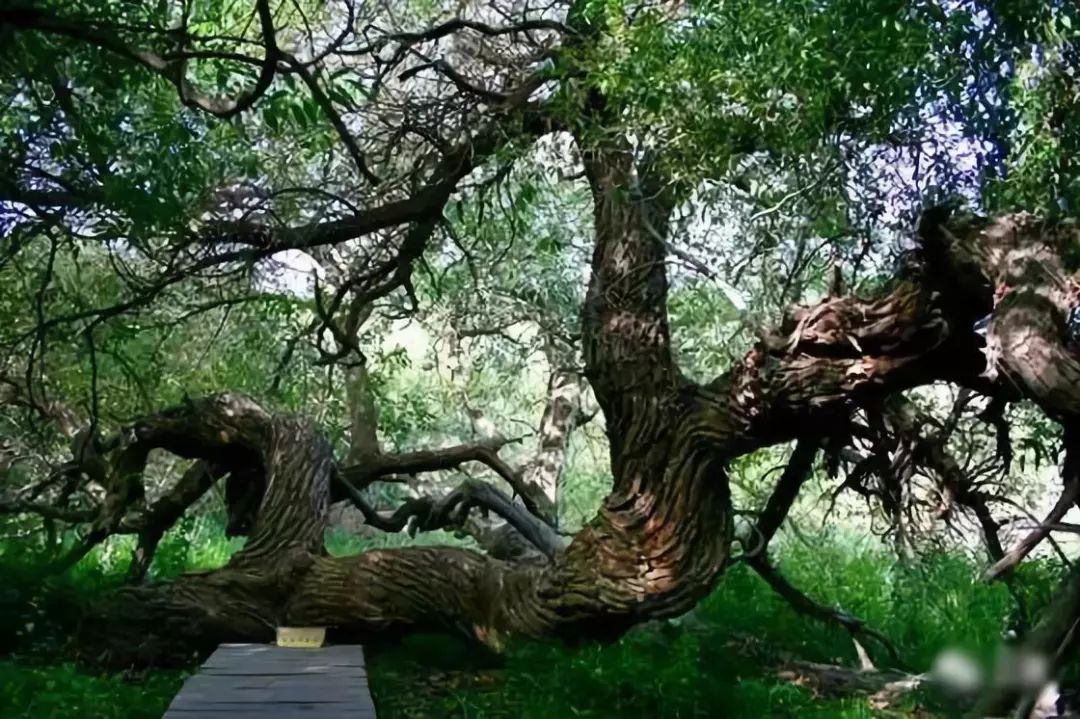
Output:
top-left (167, 709), bottom-right (372, 713)
top-left (168, 688), bottom-right (371, 704)
top-left (162, 644), bottom-right (376, 718)
top-left (179, 676), bottom-right (369, 689)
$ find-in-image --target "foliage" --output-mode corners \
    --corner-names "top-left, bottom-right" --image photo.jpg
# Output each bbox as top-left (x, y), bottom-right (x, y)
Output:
top-left (0, 661), bottom-right (183, 719)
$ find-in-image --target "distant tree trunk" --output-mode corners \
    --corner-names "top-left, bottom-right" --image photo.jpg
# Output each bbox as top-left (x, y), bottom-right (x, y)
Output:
top-left (345, 363), bottom-right (381, 465)
top-left (327, 361), bottom-right (383, 533)
top-left (522, 340), bottom-right (588, 522)
top-left (467, 336), bottom-right (586, 559)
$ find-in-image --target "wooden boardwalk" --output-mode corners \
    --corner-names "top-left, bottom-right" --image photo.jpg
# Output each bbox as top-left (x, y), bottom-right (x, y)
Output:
top-left (163, 643), bottom-right (376, 718)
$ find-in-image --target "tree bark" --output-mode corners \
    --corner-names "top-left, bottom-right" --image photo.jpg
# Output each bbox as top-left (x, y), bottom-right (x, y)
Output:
top-left (72, 205), bottom-right (1080, 672)
top-left (519, 340), bottom-right (587, 523)
top-left (345, 362), bottom-right (381, 465)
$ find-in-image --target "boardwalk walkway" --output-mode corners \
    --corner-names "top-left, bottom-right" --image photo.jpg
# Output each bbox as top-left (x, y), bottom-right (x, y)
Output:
top-left (163, 643), bottom-right (376, 718)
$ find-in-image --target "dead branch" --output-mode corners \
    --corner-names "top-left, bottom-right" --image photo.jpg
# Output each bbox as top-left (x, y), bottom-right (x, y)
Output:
top-left (747, 555), bottom-right (905, 668)
top-left (336, 473), bottom-right (567, 559)
top-left (984, 481), bottom-right (1080, 581)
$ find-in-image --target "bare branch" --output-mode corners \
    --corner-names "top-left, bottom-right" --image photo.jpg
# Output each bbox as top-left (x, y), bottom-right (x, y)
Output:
top-left (361, 18), bottom-right (570, 52)
top-left (748, 555), bottom-right (905, 668)
top-left (755, 439), bottom-right (820, 546)
top-left (340, 439), bottom-right (551, 522)
top-left (336, 474), bottom-right (566, 559)
top-left (984, 477), bottom-right (1080, 581)
top-left (283, 55), bottom-right (382, 186)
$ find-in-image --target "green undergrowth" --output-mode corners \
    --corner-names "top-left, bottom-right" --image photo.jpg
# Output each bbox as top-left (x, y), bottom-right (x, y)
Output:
top-left (366, 627), bottom-right (898, 719)
top-left (367, 539), bottom-right (1060, 719)
top-left (0, 521), bottom-right (1065, 718)
top-left (0, 660), bottom-right (184, 719)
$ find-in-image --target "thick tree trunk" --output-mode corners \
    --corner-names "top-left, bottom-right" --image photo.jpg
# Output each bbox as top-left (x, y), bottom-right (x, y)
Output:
top-left (78, 202), bottom-right (1079, 675)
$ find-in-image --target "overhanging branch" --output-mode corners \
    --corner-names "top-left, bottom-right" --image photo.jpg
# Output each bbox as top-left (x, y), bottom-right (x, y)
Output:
top-left (1, 2), bottom-right (279, 118)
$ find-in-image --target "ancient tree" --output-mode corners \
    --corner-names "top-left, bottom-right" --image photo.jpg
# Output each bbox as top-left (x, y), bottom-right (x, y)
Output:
top-left (2, 1), bottom-right (1080, 712)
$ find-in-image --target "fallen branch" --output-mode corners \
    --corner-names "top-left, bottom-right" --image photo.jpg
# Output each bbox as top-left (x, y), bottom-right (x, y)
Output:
top-left (776, 660), bottom-right (924, 710)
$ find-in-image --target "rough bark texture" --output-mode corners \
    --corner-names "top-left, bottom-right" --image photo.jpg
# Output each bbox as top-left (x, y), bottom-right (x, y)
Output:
top-left (7, 0), bottom-right (1079, 703)
top-left (74, 199), bottom-right (1080, 674)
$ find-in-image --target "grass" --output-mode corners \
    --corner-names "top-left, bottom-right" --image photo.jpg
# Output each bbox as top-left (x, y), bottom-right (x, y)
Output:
top-left (366, 620), bottom-right (896, 719)
top-left (0, 661), bottom-right (183, 719)
top-left (0, 519), bottom-right (1063, 718)
top-left (366, 540), bottom-right (1042, 719)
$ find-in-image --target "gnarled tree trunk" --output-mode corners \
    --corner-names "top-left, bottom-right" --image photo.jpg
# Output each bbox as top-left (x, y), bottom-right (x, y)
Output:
top-left (79, 191), bottom-right (1080, 674)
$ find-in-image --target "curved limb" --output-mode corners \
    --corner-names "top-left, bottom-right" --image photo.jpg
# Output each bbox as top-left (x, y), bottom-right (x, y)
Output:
top-left (125, 461), bottom-right (223, 582)
top-left (336, 473), bottom-right (568, 560)
top-left (742, 438), bottom-right (905, 668)
top-left (340, 440), bottom-right (550, 522)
